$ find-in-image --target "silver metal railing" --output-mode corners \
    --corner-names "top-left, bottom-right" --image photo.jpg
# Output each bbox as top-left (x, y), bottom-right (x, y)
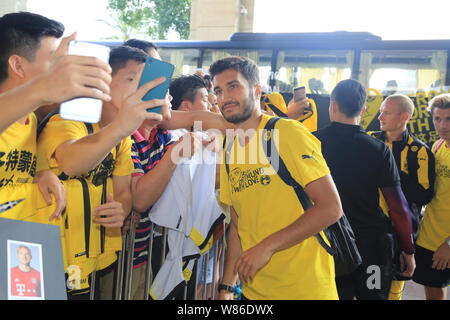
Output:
top-left (111, 219), bottom-right (227, 300)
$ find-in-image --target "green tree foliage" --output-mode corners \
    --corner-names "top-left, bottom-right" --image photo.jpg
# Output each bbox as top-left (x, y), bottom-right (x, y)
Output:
top-left (104, 0), bottom-right (191, 40)
top-left (152, 0), bottom-right (191, 40)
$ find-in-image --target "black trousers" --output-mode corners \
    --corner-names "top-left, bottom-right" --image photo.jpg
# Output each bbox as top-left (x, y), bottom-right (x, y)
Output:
top-left (336, 232), bottom-right (395, 300)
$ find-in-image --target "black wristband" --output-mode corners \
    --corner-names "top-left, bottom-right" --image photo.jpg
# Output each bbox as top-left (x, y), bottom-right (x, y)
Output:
top-left (218, 284), bottom-right (235, 293)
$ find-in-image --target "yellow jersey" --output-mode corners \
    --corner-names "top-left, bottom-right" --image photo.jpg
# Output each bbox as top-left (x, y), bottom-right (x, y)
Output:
top-left (37, 114), bottom-right (133, 290)
top-left (220, 114), bottom-right (337, 300)
top-left (0, 113), bottom-right (56, 222)
top-left (417, 141), bottom-right (450, 251)
top-left (0, 113), bottom-right (65, 280)
top-left (0, 113), bottom-right (38, 188)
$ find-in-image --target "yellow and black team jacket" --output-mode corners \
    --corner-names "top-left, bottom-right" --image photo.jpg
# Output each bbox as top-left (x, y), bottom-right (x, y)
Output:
top-left (369, 129), bottom-right (436, 235)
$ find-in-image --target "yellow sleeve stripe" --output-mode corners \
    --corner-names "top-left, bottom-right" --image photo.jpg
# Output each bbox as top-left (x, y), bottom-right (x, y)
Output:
top-left (417, 146), bottom-right (430, 189)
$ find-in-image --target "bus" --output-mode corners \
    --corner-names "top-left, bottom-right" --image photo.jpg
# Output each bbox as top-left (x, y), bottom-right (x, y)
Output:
top-left (100, 31), bottom-right (450, 145)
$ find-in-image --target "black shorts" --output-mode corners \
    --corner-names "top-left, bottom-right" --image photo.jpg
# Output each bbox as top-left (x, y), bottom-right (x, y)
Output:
top-left (413, 245), bottom-right (450, 288)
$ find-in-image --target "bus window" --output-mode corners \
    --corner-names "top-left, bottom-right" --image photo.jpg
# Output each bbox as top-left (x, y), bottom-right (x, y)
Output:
top-left (275, 50), bottom-right (353, 94)
top-left (157, 48), bottom-right (201, 77)
top-left (202, 49), bottom-right (273, 90)
top-left (359, 50), bottom-right (448, 95)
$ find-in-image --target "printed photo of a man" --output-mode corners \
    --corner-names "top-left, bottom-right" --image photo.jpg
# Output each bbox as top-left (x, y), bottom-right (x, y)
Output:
top-left (8, 240), bottom-right (44, 300)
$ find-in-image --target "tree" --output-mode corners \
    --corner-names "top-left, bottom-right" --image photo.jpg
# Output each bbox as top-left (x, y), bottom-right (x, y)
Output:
top-left (103, 0), bottom-right (191, 40)
top-left (152, 0), bottom-right (191, 40)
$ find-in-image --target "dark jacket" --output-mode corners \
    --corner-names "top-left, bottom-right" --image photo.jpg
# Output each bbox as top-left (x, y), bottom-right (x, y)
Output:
top-left (368, 129), bottom-right (436, 233)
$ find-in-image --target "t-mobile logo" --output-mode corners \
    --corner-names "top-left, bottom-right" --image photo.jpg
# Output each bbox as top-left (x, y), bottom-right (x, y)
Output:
top-left (16, 283), bottom-right (26, 296)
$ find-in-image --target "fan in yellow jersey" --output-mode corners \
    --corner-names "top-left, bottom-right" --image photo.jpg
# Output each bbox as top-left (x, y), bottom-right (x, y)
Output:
top-left (38, 116), bottom-right (133, 294)
top-left (413, 94), bottom-right (450, 300)
top-left (38, 45), bottom-right (172, 299)
top-left (0, 13), bottom-right (78, 224)
top-left (0, 113), bottom-right (62, 229)
top-left (209, 56), bottom-right (342, 300)
top-left (260, 91), bottom-right (318, 132)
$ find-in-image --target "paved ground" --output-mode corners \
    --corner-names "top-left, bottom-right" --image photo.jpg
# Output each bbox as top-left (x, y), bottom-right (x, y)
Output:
top-left (403, 281), bottom-right (450, 300)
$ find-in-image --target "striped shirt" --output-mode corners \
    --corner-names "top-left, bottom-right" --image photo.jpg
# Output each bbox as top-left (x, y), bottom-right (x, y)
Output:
top-left (131, 127), bottom-right (174, 268)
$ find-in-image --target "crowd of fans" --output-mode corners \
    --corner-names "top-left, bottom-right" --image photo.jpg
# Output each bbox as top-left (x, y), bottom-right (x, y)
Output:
top-left (0, 11), bottom-right (449, 300)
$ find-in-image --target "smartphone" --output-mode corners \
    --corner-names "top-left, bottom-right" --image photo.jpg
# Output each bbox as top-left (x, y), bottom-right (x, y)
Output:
top-left (293, 86), bottom-right (313, 120)
top-left (293, 86), bottom-right (306, 101)
top-left (59, 41), bottom-right (110, 123)
top-left (138, 57), bottom-right (175, 113)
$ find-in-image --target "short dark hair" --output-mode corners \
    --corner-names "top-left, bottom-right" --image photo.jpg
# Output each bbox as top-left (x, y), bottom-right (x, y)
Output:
top-left (108, 45), bottom-right (148, 74)
top-left (428, 93), bottom-right (450, 115)
top-left (169, 75), bottom-right (208, 110)
top-left (209, 56), bottom-right (259, 87)
top-left (331, 79), bottom-right (367, 118)
top-left (0, 12), bottom-right (64, 83)
top-left (202, 74), bottom-right (213, 93)
top-left (123, 39), bottom-right (158, 53)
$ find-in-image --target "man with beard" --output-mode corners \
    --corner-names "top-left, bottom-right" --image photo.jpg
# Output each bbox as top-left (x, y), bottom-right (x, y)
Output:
top-left (164, 56), bottom-right (343, 299)
top-left (214, 57), bottom-right (343, 300)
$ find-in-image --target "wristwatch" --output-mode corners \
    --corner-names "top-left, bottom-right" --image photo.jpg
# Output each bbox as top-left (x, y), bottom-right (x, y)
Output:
top-left (218, 284), bottom-right (235, 293)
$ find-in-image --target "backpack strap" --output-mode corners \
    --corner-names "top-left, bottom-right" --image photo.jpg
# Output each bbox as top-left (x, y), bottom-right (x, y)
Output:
top-left (432, 138), bottom-right (445, 154)
top-left (266, 102), bottom-right (288, 118)
top-left (37, 109), bottom-right (60, 137)
top-left (261, 117), bottom-right (334, 256)
top-left (84, 122), bottom-right (120, 254)
top-left (37, 109), bottom-right (69, 180)
top-left (223, 134), bottom-right (233, 176)
top-left (221, 117), bottom-right (334, 256)
top-left (84, 123), bottom-right (94, 135)
top-left (100, 179), bottom-right (107, 254)
top-left (262, 117), bottom-right (312, 210)
top-left (263, 95), bottom-right (288, 118)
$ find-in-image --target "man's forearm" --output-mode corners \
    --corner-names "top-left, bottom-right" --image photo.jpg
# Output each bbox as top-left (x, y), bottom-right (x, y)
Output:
top-left (132, 146), bottom-right (178, 213)
top-left (221, 221), bottom-right (241, 287)
top-left (258, 175), bottom-right (342, 254)
top-left (55, 122), bottom-right (124, 176)
top-left (261, 199), bottom-right (342, 254)
top-left (113, 176), bottom-right (132, 218)
top-left (381, 185), bottom-right (415, 254)
top-left (161, 110), bottom-right (230, 133)
top-left (115, 190), bottom-right (132, 218)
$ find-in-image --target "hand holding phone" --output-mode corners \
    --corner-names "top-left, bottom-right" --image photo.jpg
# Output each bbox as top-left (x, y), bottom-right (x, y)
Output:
top-left (293, 86), bottom-right (306, 101)
top-left (110, 76), bottom-right (169, 139)
top-left (59, 41), bottom-right (110, 123)
top-left (138, 57), bottom-right (175, 113)
top-left (290, 86), bottom-right (313, 121)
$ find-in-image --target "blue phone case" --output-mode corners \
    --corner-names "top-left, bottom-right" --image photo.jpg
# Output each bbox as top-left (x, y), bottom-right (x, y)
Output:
top-left (138, 57), bottom-right (175, 113)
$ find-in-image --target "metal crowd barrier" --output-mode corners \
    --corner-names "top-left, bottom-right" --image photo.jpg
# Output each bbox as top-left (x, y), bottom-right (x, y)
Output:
top-left (109, 219), bottom-right (227, 300)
